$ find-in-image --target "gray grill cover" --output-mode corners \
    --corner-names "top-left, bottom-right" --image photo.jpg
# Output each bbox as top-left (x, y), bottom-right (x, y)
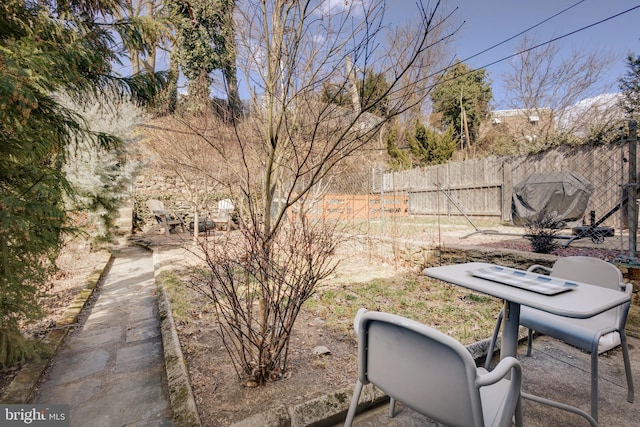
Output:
top-left (511, 171), bottom-right (593, 227)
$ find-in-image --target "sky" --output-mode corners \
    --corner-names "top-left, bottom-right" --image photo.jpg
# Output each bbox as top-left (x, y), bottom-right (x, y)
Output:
top-left (156, 0), bottom-right (640, 109)
top-left (385, 0), bottom-right (640, 109)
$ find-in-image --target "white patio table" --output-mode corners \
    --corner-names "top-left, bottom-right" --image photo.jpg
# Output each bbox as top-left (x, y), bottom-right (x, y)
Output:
top-left (423, 261), bottom-right (631, 427)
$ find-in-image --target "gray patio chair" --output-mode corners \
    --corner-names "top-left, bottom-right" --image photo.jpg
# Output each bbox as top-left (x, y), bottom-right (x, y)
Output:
top-left (345, 308), bottom-right (522, 427)
top-left (484, 256), bottom-right (634, 421)
top-left (146, 199), bottom-right (185, 236)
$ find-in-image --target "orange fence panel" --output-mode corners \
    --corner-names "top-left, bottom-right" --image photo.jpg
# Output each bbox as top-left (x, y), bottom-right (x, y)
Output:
top-left (307, 194), bottom-right (408, 221)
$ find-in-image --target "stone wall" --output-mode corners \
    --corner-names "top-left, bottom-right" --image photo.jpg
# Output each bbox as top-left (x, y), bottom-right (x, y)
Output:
top-left (344, 235), bottom-right (640, 301)
top-left (343, 235), bottom-right (640, 337)
top-left (341, 235), bottom-right (558, 270)
top-left (132, 169), bottom-right (224, 233)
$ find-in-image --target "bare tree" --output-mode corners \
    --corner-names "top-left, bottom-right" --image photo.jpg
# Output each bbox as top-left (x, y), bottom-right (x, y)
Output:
top-left (140, 117), bottom-right (230, 239)
top-left (503, 36), bottom-right (617, 150)
top-left (171, 0), bottom-right (454, 385)
top-left (380, 8), bottom-right (457, 153)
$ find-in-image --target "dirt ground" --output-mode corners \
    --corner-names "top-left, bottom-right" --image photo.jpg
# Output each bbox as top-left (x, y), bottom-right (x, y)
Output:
top-left (0, 225), bottom-right (629, 426)
top-left (178, 302), bottom-right (360, 426)
top-left (161, 226), bottom-right (624, 426)
top-left (170, 252), bottom-right (407, 426)
top-left (151, 232), bottom-right (409, 426)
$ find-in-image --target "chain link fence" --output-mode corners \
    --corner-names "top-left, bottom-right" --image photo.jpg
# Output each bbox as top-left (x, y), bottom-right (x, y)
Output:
top-left (321, 122), bottom-right (640, 261)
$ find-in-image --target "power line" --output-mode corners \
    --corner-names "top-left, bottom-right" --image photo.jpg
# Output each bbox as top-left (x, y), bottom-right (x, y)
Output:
top-left (460, 0), bottom-right (586, 64)
top-left (424, 3), bottom-right (640, 92)
top-left (477, 3), bottom-right (640, 71)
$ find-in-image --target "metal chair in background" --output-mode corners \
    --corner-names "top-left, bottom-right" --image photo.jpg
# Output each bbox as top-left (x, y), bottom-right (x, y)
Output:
top-left (484, 256), bottom-right (634, 421)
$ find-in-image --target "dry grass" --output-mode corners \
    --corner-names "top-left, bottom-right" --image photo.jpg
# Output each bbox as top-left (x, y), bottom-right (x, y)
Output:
top-left (160, 249), bottom-right (504, 347)
top-left (304, 271), bottom-right (503, 345)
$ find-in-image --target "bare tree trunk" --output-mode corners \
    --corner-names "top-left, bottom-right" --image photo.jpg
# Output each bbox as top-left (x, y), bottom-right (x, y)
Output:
top-left (163, 0), bottom-right (458, 385)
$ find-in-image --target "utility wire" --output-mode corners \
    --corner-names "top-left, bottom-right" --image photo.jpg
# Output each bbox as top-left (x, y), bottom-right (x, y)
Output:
top-left (460, 0), bottom-right (586, 64)
top-left (422, 3), bottom-right (640, 91)
top-left (478, 3), bottom-right (640, 71)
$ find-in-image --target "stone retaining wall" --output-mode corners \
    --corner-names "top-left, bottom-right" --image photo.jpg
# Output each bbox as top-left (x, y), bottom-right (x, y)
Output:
top-left (132, 170), bottom-right (226, 233)
top-left (344, 235), bottom-right (640, 299)
top-left (344, 235), bottom-right (640, 338)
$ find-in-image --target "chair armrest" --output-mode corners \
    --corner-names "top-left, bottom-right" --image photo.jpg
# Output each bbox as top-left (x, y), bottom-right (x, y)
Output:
top-left (620, 282), bottom-right (633, 295)
top-left (354, 308), bottom-right (368, 334)
top-left (527, 264), bottom-right (551, 274)
top-left (152, 211), bottom-right (168, 222)
top-left (476, 356), bottom-right (521, 387)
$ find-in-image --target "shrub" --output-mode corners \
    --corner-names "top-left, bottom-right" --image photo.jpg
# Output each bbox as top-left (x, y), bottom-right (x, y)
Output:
top-left (524, 211), bottom-right (562, 254)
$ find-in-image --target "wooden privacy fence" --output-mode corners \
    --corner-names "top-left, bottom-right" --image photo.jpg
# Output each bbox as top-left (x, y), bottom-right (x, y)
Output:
top-left (376, 141), bottom-right (634, 230)
top-left (305, 193), bottom-right (408, 221)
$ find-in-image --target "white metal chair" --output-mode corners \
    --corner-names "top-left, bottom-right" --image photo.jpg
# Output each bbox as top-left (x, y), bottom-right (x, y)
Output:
top-left (345, 309), bottom-right (522, 427)
top-left (215, 198), bottom-right (237, 230)
top-left (484, 256), bottom-right (634, 421)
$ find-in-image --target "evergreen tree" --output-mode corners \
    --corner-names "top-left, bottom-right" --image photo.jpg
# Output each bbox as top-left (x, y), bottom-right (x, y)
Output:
top-left (0, 0), bottom-right (164, 367)
top-left (408, 121), bottom-right (457, 166)
top-left (63, 96), bottom-right (144, 241)
top-left (359, 71), bottom-right (390, 117)
top-left (321, 82), bottom-right (351, 107)
top-left (322, 70), bottom-right (391, 117)
top-left (430, 61), bottom-right (492, 146)
top-left (385, 125), bottom-right (411, 170)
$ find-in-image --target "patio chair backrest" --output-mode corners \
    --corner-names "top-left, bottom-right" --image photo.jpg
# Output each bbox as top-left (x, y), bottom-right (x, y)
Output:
top-left (548, 256), bottom-right (622, 291)
top-left (548, 255), bottom-right (626, 326)
top-left (356, 311), bottom-right (486, 426)
top-left (146, 199), bottom-right (165, 215)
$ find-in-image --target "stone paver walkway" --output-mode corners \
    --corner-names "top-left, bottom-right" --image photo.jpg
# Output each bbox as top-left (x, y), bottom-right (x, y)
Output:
top-left (34, 245), bottom-right (172, 427)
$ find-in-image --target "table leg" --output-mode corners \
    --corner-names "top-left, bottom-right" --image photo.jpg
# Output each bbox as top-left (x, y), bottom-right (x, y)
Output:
top-left (501, 300), bottom-right (520, 359)
top-left (502, 301), bottom-right (600, 426)
top-left (500, 300), bottom-right (523, 424)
